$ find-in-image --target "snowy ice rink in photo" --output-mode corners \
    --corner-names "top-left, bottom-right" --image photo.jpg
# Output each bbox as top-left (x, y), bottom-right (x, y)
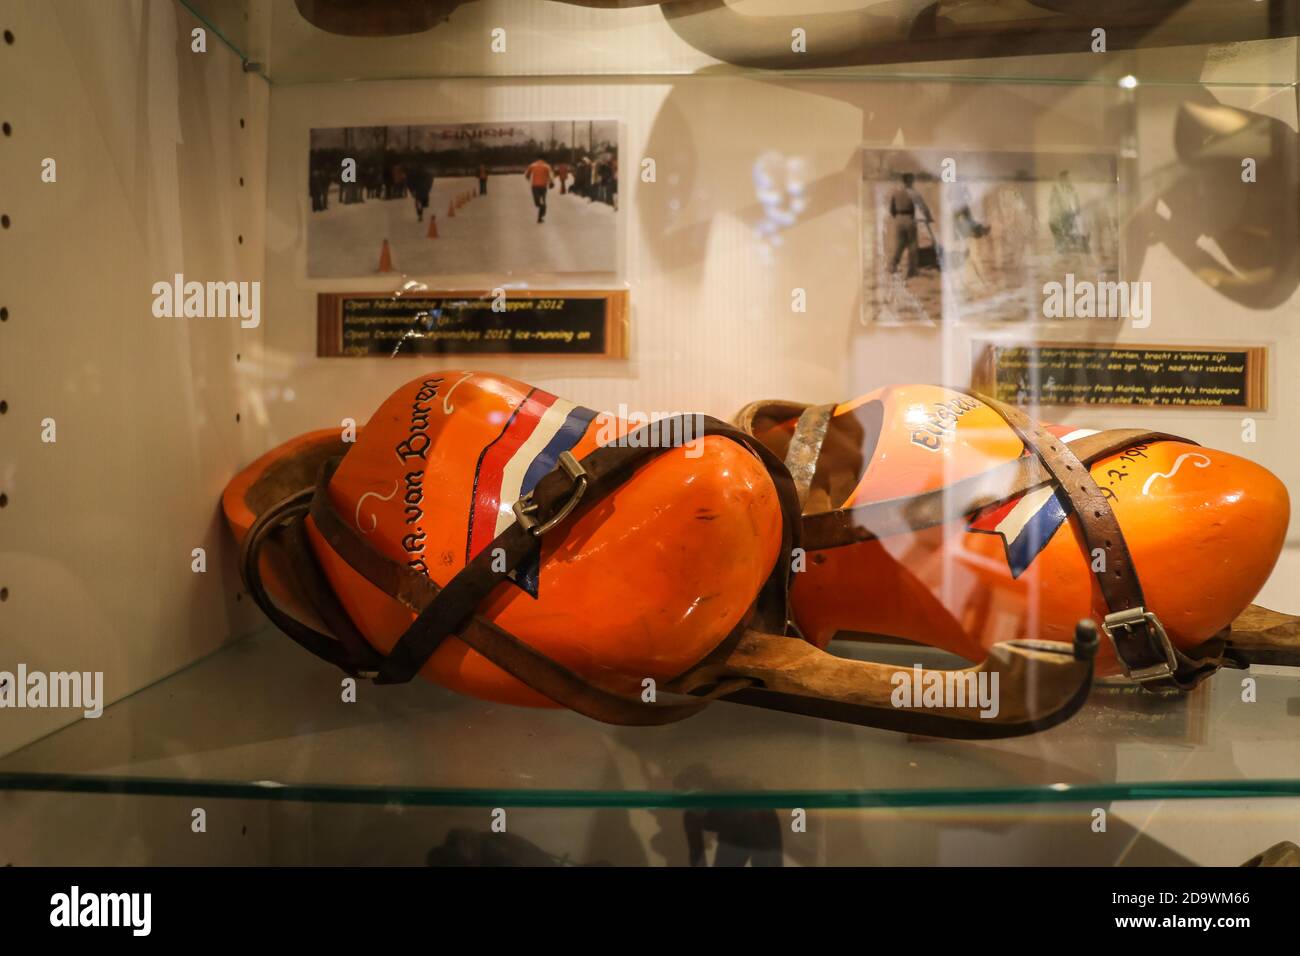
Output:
top-left (308, 122), bottom-right (620, 279)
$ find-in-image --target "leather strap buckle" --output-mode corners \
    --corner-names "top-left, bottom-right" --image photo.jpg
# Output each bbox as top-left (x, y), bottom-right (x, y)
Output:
top-left (1102, 607), bottom-right (1178, 683)
top-left (512, 451), bottom-right (589, 537)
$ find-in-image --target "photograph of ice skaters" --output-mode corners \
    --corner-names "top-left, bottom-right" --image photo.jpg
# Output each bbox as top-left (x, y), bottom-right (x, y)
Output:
top-left (307, 121), bottom-right (619, 278)
top-left (862, 148), bottom-right (1119, 325)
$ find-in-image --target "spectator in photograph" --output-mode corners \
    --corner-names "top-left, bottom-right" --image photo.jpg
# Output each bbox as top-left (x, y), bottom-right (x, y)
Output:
top-left (524, 156), bottom-right (555, 223)
top-left (478, 162), bottom-right (488, 195)
top-left (949, 181), bottom-right (989, 241)
top-left (406, 164), bottom-right (433, 222)
top-left (888, 172), bottom-right (933, 279)
top-left (579, 157), bottom-right (594, 199)
top-left (384, 161), bottom-right (407, 200)
top-left (1049, 170), bottom-right (1087, 253)
top-left (608, 156), bottom-right (618, 210)
top-left (363, 158), bottom-right (383, 199)
top-left (596, 156), bottom-right (614, 206)
top-left (949, 180), bottom-right (991, 289)
top-left (309, 164), bottom-right (331, 211)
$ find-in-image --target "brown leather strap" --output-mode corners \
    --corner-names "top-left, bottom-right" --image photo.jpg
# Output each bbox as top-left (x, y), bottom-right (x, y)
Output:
top-left (801, 427), bottom-right (1186, 549)
top-left (281, 514), bottom-right (386, 675)
top-left (958, 391), bottom-right (1218, 691)
top-left (325, 486), bottom-right (754, 723)
top-left (238, 488), bottom-right (383, 677)
top-left (310, 480), bottom-right (753, 724)
top-left (966, 395), bottom-right (1148, 610)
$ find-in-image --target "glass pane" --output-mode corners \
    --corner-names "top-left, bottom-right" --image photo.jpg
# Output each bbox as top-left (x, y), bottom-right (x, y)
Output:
top-left (2, 629), bottom-right (1297, 808)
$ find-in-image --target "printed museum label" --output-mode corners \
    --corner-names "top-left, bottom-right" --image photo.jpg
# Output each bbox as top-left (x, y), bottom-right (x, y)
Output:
top-left (971, 342), bottom-right (1267, 410)
top-left (317, 289), bottom-right (628, 358)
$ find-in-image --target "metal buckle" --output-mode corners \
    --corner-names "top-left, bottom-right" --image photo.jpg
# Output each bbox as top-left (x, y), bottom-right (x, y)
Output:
top-left (1102, 607), bottom-right (1179, 683)
top-left (511, 451), bottom-right (589, 537)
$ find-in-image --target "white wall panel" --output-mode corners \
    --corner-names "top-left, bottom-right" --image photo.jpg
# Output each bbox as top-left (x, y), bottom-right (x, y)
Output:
top-left (0, 0), bottom-right (269, 754)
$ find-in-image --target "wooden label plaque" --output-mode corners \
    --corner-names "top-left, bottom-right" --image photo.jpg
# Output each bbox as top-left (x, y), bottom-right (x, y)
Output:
top-left (972, 342), bottom-right (1267, 410)
top-left (317, 289), bottom-right (627, 358)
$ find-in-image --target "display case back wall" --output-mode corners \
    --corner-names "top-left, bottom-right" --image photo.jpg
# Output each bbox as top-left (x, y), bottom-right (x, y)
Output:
top-left (0, 0), bottom-right (270, 755)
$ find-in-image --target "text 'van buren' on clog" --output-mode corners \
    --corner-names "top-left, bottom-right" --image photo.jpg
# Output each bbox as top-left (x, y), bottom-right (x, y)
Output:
top-left (223, 371), bottom-right (1102, 739)
top-left (735, 384), bottom-right (1298, 693)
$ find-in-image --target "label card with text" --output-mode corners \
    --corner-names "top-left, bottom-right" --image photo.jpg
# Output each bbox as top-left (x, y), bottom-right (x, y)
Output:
top-left (317, 289), bottom-right (628, 358)
top-left (972, 342), bottom-right (1267, 410)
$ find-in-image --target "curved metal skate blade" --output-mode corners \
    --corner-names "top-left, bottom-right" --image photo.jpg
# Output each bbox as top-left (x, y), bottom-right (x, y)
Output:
top-left (671, 623), bottom-right (1098, 739)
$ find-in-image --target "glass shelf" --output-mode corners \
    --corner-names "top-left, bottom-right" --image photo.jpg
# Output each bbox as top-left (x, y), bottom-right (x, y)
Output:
top-left (1, 629), bottom-right (1297, 809)
top-left (177, 0), bottom-right (1300, 89)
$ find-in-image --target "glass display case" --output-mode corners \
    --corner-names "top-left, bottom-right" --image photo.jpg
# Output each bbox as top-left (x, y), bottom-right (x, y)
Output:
top-left (1, 0), bottom-right (1299, 869)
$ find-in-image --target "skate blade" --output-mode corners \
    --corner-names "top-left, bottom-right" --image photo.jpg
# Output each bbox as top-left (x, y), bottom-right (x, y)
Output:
top-left (669, 624), bottom-right (1097, 739)
top-left (1224, 603), bottom-right (1300, 667)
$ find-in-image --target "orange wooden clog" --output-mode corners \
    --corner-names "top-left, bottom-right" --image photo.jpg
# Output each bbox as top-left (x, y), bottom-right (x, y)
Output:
top-left (737, 385), bottom-right (1293, 689)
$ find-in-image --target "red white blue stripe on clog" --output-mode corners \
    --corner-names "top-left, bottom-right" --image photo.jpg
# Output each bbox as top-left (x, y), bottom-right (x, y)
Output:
top-left (466, 387), bottom-right (598, 596)
top-left (967, 426), bottom-right (1098, 578)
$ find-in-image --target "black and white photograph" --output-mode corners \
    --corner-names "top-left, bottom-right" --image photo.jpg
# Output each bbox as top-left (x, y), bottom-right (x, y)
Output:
top-left (862, 148), bottom-right (1120, 325)
top-left (307, 121), bottom-right (620, 278)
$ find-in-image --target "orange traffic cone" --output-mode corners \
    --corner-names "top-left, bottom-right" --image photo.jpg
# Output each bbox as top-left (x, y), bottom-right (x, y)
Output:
top-left (377, 238), bottom-right (393, 273)
top-left (427, 215), bottom-right (438, 239)
top-left (447, 200), bottom-right (456, 218)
